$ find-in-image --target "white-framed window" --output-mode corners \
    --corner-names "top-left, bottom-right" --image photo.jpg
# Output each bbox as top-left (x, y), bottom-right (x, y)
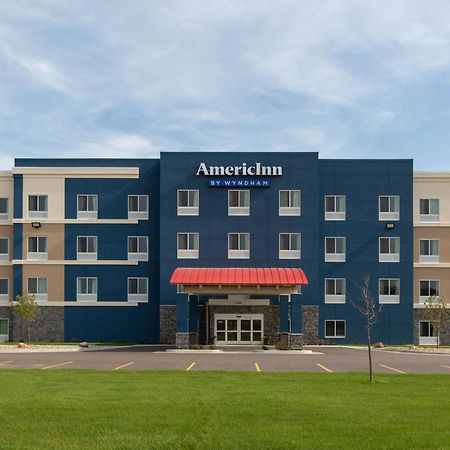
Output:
top-left (0, 198), bottom-right (8, 221)
top-left (27, 277), bottom-right (48, 302)
top-left (0, 278), bottom-right (8, 301)
top-left (324, 278), bottom-right (346, 304)
top-left (279, 233), bottom-right (301, 259)
top-left (379, 278), bottom-right (400, 304)
top-left (0, 318), bottom-right (8, 342)
top-left (379, 195), bottom-right (400, 221)
top-left (420, 199), bottom-right (439, 222)
top-left (128, 195), bottom-right (149, 220)
top-left (325, 320), bottom-right (346, 338)
top-left (419, 321), bottom-right (438, 346)
top-left (77, 194), bottom-right (98, 219)
top-left (128, 277), bottom-right (148, 302)
top-left (325, 237), bottom-right (346, 262)
top-left (325, 195), bottom-right (346, 221)
top-left (177, 233), bottom-right (199, 259)
top-left (379, 237), bottom-right (400, 262)
top-left (28, 195), bottom-right (48, 219)
top-left (77, 277), bottom-right (98, 301)
top-left (77, 236), bottom-right (98, 260)
top-left (228, 233), bottom-right (250, 259)
top-left (177, 190), bottom-right (199, 216)
top-left (0, 238), bottom-right (8, 262)
top-left (27, 236), bottom-right (48, 261)
top-left (419, 239), bottom-right (439, 263)
top-left (419, 280), bottom-right (439, 304)
top-left (279, 190), bottom-right (301, 216)
top-left (228, 190), bottom-right (250, 216)
top-left (128, 236), bottom-right (148, 261)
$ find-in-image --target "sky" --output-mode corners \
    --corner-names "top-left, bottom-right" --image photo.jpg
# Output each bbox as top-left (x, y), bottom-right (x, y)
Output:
top-left (1, 1), bottom-right (450, 170)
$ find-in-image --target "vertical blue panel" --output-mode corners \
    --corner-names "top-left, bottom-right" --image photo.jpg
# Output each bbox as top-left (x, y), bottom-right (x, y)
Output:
top-left (13, 223), bottom-right (22, 260)
top-left (189, 295), bottom-right (199, 332)
top-left (291, 294), bottom-right (302, 333)
top-left (176, 294), bottom-right (189, 333)
top-left (13, 265), bottom-right (22, 299)
top-left (279, 295), bottom-right (289, 333)
top-left (13, 175), bottom-right (23, 219)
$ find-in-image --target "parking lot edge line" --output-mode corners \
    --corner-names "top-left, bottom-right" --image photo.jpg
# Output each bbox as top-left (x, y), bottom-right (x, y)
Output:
top-left (378, 364), bottom-right (406, 374)
top-left (254, 362), bottom-right (261, 372)
top-left (440, 365), bottom-right (450, 370)
top-left (185, 361), bottom-right (196, 371)
top-left (112, 362), bottom-right (135, 371)
top-left (41, 361), bottom-right (74, 370)
top-left (316, 363), bottom-right (333, 373)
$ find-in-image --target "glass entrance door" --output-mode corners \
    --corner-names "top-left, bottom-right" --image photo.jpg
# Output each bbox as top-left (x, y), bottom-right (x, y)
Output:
top-left (215, 314), bottom-right (263, 345)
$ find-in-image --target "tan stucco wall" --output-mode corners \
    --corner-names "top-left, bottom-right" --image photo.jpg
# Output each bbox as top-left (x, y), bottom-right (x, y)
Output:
top-left (22, 223), bottom-right (65, 260)
top-left (23, 176), bottom-right (65, 220)
top-left (414, 177), bottom-right (450, 223)
top-left (22, 265), bottom-right (64, 302)
top-left (0, 175), bottom-right (13, 223)
top-left (0, 225), bottom-right (13, 261)
top-left (0, 266), bottom-right (13, 301)
top-left (414, 267), bottom-right (450, 305)
top-left (414, 227), bottom-right (450, 263)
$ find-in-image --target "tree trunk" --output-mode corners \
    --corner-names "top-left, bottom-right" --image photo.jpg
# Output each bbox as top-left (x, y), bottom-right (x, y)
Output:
top-left (27, 322), bottom-right (31, 346)
top-left (436, 325), bottom-right (440, 349)
top-left (368, 320), bottom-right (373, 383)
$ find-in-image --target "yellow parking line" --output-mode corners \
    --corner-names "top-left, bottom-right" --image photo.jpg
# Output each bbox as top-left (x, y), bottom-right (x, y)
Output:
top-left (0, 360), bottom-right (13, 364)
top-left (254, 362), bottom-right (261, 372)
top-left (379, 364), bottom-right (406, 374)
top-left (41, 361), bottom-right (74, 370)
top-left (112, 361), bottom-right (135, 371)
top-left (440, 365), bottom-right (450, 370)
top-left (316, 363), bottom-right (333, 373)
top-left (185, 361), bottom-right (196, 371)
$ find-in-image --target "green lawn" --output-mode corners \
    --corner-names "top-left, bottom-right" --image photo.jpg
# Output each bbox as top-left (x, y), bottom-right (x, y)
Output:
top-left (0, 370), bottom-right (449, 449)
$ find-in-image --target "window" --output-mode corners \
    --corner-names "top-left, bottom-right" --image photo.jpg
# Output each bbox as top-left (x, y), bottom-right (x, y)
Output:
top-left (28, 195), bottom-right (48, 219)
top-left (325, 195), bottom-right (346, 221)
top-left (325, 237), bottom-right (346, 262)
top-left (379, 278), bottom-right (400, 304)
top-left (420, 199), bottom-right (439, 222)
top-left (228, 233), bottom-right (250, 259)
top-left (0, 318), bottom-right (8, 341)
top-left (128, 195), bottom-right (149, 220)
top-left (77, 236), bottom-right (98, 260)
top-left (0, 278), bottom-right (8, 301)
top-left (177, 233), bottom-right (199, 259)
top-left (0, 238), bottom-right (8, 262)
top-left (27, 277), bottom-right (48, 302)
top-left (128, 236), bottom-right (148, 261)
top-left (379, 195), bottom-right (400, 221)
top-left (177, 190), bottom-right (199, 216)
top-left (419, 321), bottom-right (438, 346)
top-left (27, 236), bottom-right (48, 261)
top-left (419, 239), bottom-right (439, 263)
top-left (128, 277), bottom-right (148, 302)
top-left (419, 280), bottom-right (439, 304)
top-left (325, 279), bottom-right (346, 303)
top-left (228, 190), bottom-right (250, 216)
top-left (77, 277), bottom-right (97, 301)
top-left (379, 237), bottom-right (400, 262)
top-left (279, 190), bottom-right (301, 216)
top-left (0, 198), bottom-right (8, 221)
top-left (325, 320), bottom-right (346, 338)
top-left (77, 194), bottom-right (98, 219)
top-left (279, 233), bottom-right (301, 259)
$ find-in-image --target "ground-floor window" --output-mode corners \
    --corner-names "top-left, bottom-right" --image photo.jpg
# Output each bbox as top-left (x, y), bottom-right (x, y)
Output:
top-left (419, 321), bottom-right (438, 346)
top-left (325, 320), bottom-right (346, 338)
top-left (0, 318), bottom-right (8, 342)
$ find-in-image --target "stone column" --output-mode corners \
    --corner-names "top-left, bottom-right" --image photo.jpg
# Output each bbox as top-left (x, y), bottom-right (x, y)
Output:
top-left (290, 293), bottom-right (303, 350)
top-left (175, 294), bottom-right (189, 349)
top-left (279, 294), bottom-right (290, 346)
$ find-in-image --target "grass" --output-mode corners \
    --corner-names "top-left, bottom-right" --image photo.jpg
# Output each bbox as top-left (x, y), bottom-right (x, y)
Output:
top-left (0, 370), bottom-right (449, 449)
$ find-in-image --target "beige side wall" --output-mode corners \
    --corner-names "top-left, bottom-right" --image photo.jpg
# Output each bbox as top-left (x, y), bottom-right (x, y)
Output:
top-left (23, 176), bottom-right (65, 220)
top-left (0, 225), bottom-right (13, 261)
top-left (0, 266), bottom-right (13, 301)
top-left (22, 224), bottom-right (65, 260)
top-left (414, 227), bottom-right (450, 263)
top-left (413, 177), bottom-right (450, 223)
top-left (414, 267), bottom-right (450, 305)
top-left (0, 175), bottom-right (13, 223)
top-left (22, 265), bottom-right (64, 302)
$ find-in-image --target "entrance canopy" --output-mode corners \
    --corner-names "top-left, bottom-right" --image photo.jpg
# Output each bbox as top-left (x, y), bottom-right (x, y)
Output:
top-left (170, 267), bottom-right (308, 295)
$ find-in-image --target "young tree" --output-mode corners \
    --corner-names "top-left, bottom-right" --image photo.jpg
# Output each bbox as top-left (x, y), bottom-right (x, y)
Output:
top-left (423, 296), bottom-right (449, 349)
top-left (10, 294), bottom-right (39, 345)
top-left (351, 275), bottom-right (383, 383)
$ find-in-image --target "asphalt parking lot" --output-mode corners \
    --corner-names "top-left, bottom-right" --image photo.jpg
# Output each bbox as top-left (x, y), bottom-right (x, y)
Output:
top-left (1, 346), bottom-right (450, 373)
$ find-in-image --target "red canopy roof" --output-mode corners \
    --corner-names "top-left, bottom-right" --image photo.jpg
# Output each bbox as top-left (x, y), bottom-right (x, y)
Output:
top-left (170, 268), bottom-right (308, 286)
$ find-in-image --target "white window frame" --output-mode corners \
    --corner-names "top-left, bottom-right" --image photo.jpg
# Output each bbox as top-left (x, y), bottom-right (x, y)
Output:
top-left (279, 190), bottom-right (301, 216)
top-left (419, 321), bottom-right (439, 346)
top-left (177, 232), bottom-right (199, 259)
top-left (128, 195), bottom-right (149, 220)
top-left (419, 198), bottom-right (439, 222)
top-left (76, 277), bottom-right (98, 302)
top-left (27, 277), bottom-right (48, 302)
top-left (77, 236), bottom-right (98, 260)
top-left (128, 236), bottom-right (149, 261)
top-left (379, 237), bottom-right (400, 262)
top-left (228, 233), bottom-right (250, 259)
top-left (0, 318), bottom-right (8, 342)
top-left (0, 237), bottom-right (8, 262)
top-left (228, 190), bottom-right (250, 216)
top-left (419, 279), bottom-right (440, 304)
top-left (279, 233), bottom-right (301, 259)
top-left (0, 278), bottom-right (8, 301)
top-left (379, 278), bottom-right (400, 304)
top-left (0, 198), bottom-right (8, 221)
top-left (379, 195), bottom-right (400, 221)
top-left (77, 194), bottom-right (98, 219)
top-left (325, 195), bottom-right (346, 221)
top-left (324, 278), bottom-right (346, 304)
top-left (127, 277), bottom-right (148, 302)
top-left (324, 320), bottom-right (346, 338)
top-left (325, 237), bottom-right (346, 262)
top-left (27, 236), bottom-right (48, 261)
top-left (419, 239), bottom-right (439, 264)
top-left (177, 190), bottom-right (199, 216)
top-left (28, 195), bottom-right (48, 219)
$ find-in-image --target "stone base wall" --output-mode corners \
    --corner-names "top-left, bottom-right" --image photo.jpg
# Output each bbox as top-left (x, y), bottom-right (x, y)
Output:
top-left (175, 332), bottom-right (189, 349)
top-left (0, 306), bottom-right (12, 341)
top-left (290, 333), bottom-right (303, 350)
top-left (414, 309), bottom-right (450, 346)
top-left (160, 305), bottom-right (177, 344)
top-left (302, 305), bottom-right (319, 344)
